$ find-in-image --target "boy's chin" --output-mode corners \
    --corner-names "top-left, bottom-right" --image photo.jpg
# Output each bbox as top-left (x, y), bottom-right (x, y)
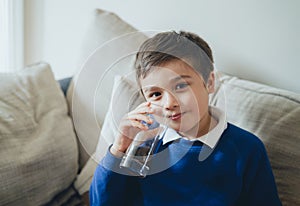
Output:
top-left (176, 125), bottom-right (200, 138)
top-left (166, 117), bottom-right (200, 135)
top-left (169, 126), bottom-right (198, 137)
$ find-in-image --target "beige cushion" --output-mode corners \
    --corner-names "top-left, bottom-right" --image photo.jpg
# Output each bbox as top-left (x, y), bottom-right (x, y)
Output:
top-left (75, 75), bottom-right (144, 194)
top-left (0, 62), bottom-right (78, 205)
top-left (94, 75), bottom-right (144, 161)
top-left (69, 8), bottom-right (147, 194)
top-left (211, 71), bottom-right (300, 206)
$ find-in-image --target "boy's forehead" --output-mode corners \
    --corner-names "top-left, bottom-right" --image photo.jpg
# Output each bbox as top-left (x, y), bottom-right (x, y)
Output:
top-left (140, 61), bottom-right (203, 88)
top-left (141, 66), bottom-right (187, 82)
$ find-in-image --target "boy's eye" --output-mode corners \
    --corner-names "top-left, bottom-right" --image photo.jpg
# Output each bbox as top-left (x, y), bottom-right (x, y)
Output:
top-left (149, 92), bottom-right (161, 98)
top-left (175, 83), bottom-right (188, 90)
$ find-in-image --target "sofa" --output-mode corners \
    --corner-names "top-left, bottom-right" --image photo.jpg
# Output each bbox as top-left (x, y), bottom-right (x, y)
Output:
top-left (0, 8), bottom-right (299, 206)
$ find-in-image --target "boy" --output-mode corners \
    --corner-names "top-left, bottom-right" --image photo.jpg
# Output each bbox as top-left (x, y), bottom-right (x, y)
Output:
top-left (90, 31), bottom-right (282, 205)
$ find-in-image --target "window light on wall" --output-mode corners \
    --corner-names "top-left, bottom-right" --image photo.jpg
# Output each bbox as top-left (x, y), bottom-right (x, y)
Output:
top-left (0, 0), bottom-right (24, 73)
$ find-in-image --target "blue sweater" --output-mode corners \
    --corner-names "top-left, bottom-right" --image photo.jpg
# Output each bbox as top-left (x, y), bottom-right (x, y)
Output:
top-left (90, 123), bottom-right (281, 206)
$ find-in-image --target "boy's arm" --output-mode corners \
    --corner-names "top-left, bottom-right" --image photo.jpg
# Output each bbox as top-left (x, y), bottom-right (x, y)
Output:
top-left (89, 146), bottom-right (142, 206)
top-left (89, 102), bottom-right (153, 205)
top-left (238, 142), bottom-right (282, 206)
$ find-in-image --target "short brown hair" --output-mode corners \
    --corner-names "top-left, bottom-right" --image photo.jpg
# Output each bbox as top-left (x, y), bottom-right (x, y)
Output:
top-left (135, 31), bottom-right (214, 85)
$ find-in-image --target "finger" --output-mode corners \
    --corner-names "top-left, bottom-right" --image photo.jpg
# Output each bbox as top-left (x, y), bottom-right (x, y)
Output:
top-left (120, 116), bottom-right (149, 130)
top-left (128, 107), bottom-right (154, 116)
top-left (137, 101), bottom-right (151, 108)
top-left (133, 102), bottom-right (153, 112)
top-left (130, 119), bottom-right (149, 130)
top-left (127, 113), bottom-right (153, 125)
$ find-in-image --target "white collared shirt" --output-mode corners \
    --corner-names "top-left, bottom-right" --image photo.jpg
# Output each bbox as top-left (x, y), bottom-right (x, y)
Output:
top-left (162, 106), bottom-right (227, 149)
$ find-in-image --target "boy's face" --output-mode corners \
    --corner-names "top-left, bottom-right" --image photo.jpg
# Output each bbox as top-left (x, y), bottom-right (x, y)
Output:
top-left (140, 59), bottom-right (215, 138)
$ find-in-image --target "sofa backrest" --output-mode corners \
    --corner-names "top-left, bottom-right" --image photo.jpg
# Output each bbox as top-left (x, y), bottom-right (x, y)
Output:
top-left (211, 71), bottom-right (300, 206)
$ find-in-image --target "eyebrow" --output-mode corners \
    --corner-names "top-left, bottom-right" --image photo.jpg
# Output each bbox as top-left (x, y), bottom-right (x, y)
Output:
top-left (143, 75), bottom-right (192, 93)
top-left (170, 75), bottom-right (192, 83)
top-left (143, 86), bottom-right (160, 93)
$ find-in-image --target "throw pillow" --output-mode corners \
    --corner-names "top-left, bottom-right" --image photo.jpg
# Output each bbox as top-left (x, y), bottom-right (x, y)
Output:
top-left (211, 71), bottom-right (300, 206)
top-left (0, 62), bottom-right (78, 205)
top-left (74, 75), bottom-right (144, 194)
top-left (68, 8), bottom-right (148, 194)
top-left (94, 75), bottom-right (144, 162)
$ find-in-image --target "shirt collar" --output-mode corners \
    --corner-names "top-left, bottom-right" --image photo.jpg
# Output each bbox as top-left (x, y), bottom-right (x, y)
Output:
top-left (162, 106), bottom-right (227, 148)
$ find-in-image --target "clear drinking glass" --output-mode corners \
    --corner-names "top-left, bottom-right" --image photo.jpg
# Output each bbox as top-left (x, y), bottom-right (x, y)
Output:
top-left (119, 111), bottom-right (167, 177)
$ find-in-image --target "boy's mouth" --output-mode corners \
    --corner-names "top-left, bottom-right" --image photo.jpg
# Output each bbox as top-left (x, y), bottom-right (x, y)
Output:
top-left (168, 113), bottom-right (184, 121)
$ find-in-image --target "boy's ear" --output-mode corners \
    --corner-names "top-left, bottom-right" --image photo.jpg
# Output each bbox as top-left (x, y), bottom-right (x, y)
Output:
top-left (206, 72), bottom-right (215, 93)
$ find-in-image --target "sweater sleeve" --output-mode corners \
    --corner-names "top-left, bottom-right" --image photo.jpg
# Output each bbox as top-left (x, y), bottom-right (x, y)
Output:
top-left (89, 146), bottom-right (142, 206)
top-left (238, 140), bottom-right (282, 206)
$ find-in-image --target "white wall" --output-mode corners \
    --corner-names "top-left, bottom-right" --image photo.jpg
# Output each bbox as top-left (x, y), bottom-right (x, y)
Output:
top-left (24, 0), bottom-right (300, 93)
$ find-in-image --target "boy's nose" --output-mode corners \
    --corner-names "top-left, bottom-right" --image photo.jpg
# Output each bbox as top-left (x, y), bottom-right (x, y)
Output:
top-left (162, 92), bottom-right (179, 110)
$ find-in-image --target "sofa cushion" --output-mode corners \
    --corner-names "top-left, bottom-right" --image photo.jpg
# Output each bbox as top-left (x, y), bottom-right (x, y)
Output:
top-left (73, 75), bottom-right (145, 194)
top-left (0, 62), bottom-right (79, 205)
top-left (94, 75), bottom-right (144, 161)
top-left (67, 8), bottom-right (148, 195)
top-left (211, 71), bottom-right (300, 206)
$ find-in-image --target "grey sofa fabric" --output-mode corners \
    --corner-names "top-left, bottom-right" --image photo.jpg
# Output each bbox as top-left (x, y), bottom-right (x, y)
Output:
top-left (58, 77), bottom-right (72, 96)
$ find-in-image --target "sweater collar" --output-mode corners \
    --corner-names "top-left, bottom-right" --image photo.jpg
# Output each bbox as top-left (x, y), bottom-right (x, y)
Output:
top-left (162, 106), bottom-right (227, 148)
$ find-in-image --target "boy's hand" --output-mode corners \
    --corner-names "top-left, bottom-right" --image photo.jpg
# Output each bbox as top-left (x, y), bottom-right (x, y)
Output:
top-left (110, 102), bottom-right (154, 156)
